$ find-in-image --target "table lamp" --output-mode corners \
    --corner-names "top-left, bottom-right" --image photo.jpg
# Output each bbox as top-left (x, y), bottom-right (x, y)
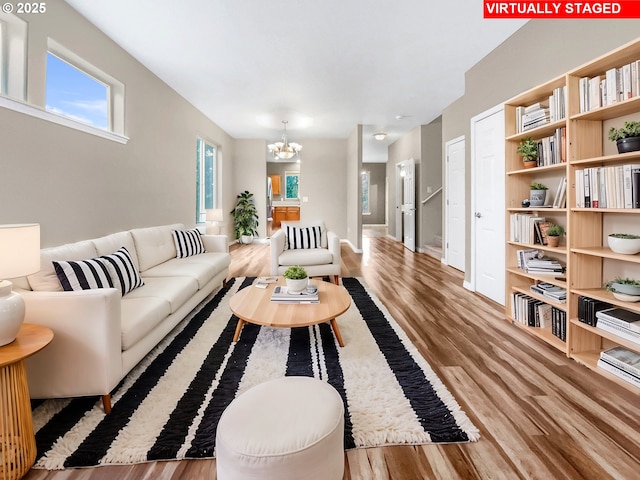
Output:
top-left (206, 209), bottom-right (224, 235)
top-left (0, 224), bottom-right (40, 346)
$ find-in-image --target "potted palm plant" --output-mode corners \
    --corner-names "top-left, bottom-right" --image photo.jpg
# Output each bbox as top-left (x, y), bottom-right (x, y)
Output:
top-left (517, 137), bottom-right (539, 168)
top-left (230, 190), bottom-right (259, 244)
top-left (608, 121), bottom-right (640, 153)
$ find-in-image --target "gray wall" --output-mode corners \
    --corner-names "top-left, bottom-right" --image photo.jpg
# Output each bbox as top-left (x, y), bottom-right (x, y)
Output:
top-left (442, 20), bottom-right (640, 282)
top-left (1, 2), bottom-right (234, 247)
top-left (362, 163), bottom-right (386, 225)
top-left (233, 139), bottom-right (267, 238)
top-left (420, 121), bottom-right (443, 248)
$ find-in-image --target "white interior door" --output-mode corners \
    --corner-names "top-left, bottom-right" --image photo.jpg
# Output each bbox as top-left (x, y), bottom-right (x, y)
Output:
top-left (471, 105), bottom-right (505, 305)
top-left (445, 136), bottom-right (465, 271)
top-left (401, 159), bottom-right (416, 252)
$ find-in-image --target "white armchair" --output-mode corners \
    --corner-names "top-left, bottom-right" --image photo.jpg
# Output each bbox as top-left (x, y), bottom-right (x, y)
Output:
top-left (270, 221), bottom-right (341, 284)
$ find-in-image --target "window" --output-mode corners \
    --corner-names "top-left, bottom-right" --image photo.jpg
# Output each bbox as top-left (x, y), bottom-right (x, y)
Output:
top-left (46, 52), bottom-right (108, 130)
top-left (362, 171), bottom-right (370, 215)
top-left (196, 138), bottom-right (217, 223)
top-left (0, 12), bottom-right (27, 100)
top-left (45, 39), bottom-right (125, 135)
top-left (284, 171), bottom-right (300, 200)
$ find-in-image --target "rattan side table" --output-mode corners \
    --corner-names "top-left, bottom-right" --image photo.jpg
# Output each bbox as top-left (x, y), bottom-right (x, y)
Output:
top-left (0, 324), bottom-right (53, 480)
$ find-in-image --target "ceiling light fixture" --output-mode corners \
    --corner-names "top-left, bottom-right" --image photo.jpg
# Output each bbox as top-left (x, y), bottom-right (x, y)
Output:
top-left (268, 120), bottom-right (302, 160)
top-left (373, 132), bottom-right (387, 141)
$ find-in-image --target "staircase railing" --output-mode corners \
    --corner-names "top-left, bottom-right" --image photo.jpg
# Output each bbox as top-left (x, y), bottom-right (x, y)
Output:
top-left (421, 186), bottom-right (443, 205)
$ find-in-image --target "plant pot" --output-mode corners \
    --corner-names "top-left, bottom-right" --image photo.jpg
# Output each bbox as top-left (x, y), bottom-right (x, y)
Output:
top-left (523, 160), bottom-right (538, 169)
top-left (240, 234), bottom-right (254, 244)
top-left (285, 277), bottom-right (309, 293)
top-left (610, 282), bottom-right (640, 296)
top-left (529, 189), bottom-right (547, 207)
top-left (608, 234), bottom-right (640, 255)
top-left (616, 136), bottom-right (640, 154)
top-left (547, 235), bottom-right (560, 247)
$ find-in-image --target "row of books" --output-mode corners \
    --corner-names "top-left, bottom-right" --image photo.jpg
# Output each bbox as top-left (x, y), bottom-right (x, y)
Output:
top-left (597, 346), bottom-right (640, 389)
top-left (516, 248), bottom-right (565, 275)
top-left (531, 128), bottom-right (567, 167)
top-left (270, 285), bottom-right (319, 304)
top-left (516, 87), bottom-right (566, 133)
top-left (530, 282), bottom-right (566, 303)
top-left (595, 307), bottom-right (640, 345)
top-left (510, 292), bottom-right (566, 340)
top-left (577, 296), bottom-right (612, 327)
top-left (578, 61), bottom-right (640, 113)
top-left (575, 165), bottom-right (640, 209)
top-left (511, 215), bottom-right (547, 245)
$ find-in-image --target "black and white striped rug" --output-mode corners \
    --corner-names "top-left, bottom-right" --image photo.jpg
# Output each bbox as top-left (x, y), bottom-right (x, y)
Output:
top-left (32, 277), bottom-right (479, 469)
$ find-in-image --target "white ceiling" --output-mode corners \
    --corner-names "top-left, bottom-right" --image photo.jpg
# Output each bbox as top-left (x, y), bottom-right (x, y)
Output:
top-left (64, 0), bottom-right (526, 161)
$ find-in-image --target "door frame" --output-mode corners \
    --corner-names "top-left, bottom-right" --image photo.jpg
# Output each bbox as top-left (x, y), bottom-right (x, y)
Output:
top-left (444, 135), bottom-right (465, 270)
top-left (467, 103), bottom-right (504, 294)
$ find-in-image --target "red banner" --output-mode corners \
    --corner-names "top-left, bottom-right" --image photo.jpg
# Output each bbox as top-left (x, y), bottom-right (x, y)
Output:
top-left (484, 1), bottom-right (640, 18)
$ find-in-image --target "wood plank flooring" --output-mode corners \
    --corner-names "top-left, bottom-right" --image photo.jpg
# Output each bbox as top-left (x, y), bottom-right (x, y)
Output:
top-left (23, 235), bottom-right (640, 479)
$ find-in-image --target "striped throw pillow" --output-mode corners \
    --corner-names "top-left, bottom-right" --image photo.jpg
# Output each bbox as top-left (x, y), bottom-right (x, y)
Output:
top-left (53, 258), bottom-right (114, 292)
top-left (286, 225), bottom-right (322, 250)
top-left (172, 229), bottom-right (205, 258)
top-left (101, 247), bottom-right (144, 295)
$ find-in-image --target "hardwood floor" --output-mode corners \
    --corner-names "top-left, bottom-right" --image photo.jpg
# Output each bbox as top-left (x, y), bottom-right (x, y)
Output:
top-left (24, 237), bottom-right (640, 479)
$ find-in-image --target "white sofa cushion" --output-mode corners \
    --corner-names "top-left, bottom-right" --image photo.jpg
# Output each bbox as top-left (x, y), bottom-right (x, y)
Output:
top-left (130, 224), bottom-right (183, 272)
top-left (120, 296), bottom-right (171, 351)
top-left (278, 248), bottom-right (333, 267)
top-left (92, 231), bottom-right (140, 271)
top-left (28, 240), bottom-right (99, 291)
top-left (142, 252), bottom-right (231, 289)
top-left (126, 276), bottom-right (198, 313)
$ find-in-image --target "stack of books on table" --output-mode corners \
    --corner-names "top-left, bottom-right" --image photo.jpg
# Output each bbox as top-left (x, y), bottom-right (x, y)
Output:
top-left (595, 308), bottom-right (640, 344)
top-left (597, 346), bottom-right (640, 388)
top-left (270, 285), bottom-right (319, 304)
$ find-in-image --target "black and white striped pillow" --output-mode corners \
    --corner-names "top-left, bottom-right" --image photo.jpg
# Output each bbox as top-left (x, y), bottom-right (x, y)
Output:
top-left (286, 225), bottom-right (322, 250)
top-left (53, 258), bottom-right (114, 292)
top-left (100, 247), bottom-right (144, 296)
top-left (172, 229), bottom-right (205, 258)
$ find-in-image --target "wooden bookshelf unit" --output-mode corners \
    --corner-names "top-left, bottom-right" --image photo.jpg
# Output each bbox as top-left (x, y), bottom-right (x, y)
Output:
top-left (504, 37), bottom-right (640, 393)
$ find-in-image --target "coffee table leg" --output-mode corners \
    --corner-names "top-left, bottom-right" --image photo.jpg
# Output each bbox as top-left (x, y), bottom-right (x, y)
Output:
top-left (329, 319), bottom-right (344, 347)
top-left (233, 319), bottom-right (245, 342)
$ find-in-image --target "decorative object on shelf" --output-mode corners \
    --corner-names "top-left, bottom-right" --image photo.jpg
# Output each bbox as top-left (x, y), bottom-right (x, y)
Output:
top-left (268, 120), bottom-right (303, 160)
top-left (607, 233), bottom-right (640, 255)
top-left (0, 224), bottom-right (40, 346)
top-left (546, 224), bottom-right (564, 248)
top-left (283, 265), bottom-right (309, 293)
top-left (529, 182), bottom-right (548, 207)
top-left (608, 121), bottom-right (640, 154)
top-left (605, 277), bottom-right (640, 302)
top-left (517, 136), bottom-right (539, 168)
top-left (205, 208), bottom-right (224, 235)
top-left (230, 191), bottom-right (259, 244)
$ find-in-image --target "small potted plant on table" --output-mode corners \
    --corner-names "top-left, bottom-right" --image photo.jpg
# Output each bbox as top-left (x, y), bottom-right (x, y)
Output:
top-left (283, 265), bottom-right (309, 293)
top-left (517, 137), bottom-right (539, 169)
top-left (608, 121), bottom-right (640, 154)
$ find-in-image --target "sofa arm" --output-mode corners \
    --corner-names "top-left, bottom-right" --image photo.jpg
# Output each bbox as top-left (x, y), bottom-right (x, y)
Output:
top-left (19, 288), bottom-right (123, 399)
top-left (270, 229), bottom-right (286, 276)
top-left (202, 234), bottom-right (229, 253)
top-left (327, 231), bottom-right (341, 265)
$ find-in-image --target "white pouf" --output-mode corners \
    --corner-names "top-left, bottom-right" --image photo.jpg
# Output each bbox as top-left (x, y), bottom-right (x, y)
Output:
top-left (216, 376), bottom-right (345, 480)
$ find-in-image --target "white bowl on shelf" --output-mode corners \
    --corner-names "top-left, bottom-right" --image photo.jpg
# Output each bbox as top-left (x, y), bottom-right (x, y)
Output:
top-left (612, 291), bottom-right (640, 302)
top-left (607, 234), bottom-right (640, 255)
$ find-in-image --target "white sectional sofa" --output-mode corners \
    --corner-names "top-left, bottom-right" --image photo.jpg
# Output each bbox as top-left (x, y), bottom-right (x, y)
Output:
top-left (13, 223), bottom-right (230, 412)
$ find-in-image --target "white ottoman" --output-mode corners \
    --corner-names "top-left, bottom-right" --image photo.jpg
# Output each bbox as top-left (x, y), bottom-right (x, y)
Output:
top-left (216, 376), bottom-right (345, 480)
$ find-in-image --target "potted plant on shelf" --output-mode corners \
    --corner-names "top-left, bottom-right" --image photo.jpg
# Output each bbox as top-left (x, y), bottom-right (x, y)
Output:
top-left (608, 121), bottom-right (640, 153)
top-left (607, 233), bottom-right (640, 255)
top-left (546, 224), bottom-right (564, 247)
top-left (517, 137), bottom-right (539, 168)
top-left (230, 190), bottom-right (259, 244)
top-left (604, 277), bottom-right (640, 302)
top-left (283, 265), bottom-right (308, 293)
top-left (529, 182), bottom-right (548, 207)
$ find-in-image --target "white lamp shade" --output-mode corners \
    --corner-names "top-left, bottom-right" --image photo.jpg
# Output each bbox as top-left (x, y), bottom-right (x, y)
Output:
top-left (0, 224), bottom-right (41, 279)
top-left (206, 209), bottom-right (224, 222)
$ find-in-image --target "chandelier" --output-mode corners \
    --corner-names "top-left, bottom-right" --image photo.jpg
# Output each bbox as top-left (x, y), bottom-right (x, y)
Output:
top-left (268, 120), bottom-right (303, 160)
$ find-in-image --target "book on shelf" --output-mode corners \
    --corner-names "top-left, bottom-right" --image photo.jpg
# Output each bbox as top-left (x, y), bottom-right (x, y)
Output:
top-left (597, 357), bottom-right (640, 388)
top-left (577, 296), bottom-right (612, 327)
top-left (271, 285), bottom-right (319, 303)
top-left (579, 61), bottom-right (640, 113)
top-left (530, 283), bottom-right (566, 303)
top-left (575, 165), bottom-right (640, 209)
top-left (595, 316), bottom-right (640, 345)
top-left (599, 346), bottom-right (640, 378)
top-left (596, 308), bottom-right (640, 333)
top-left (552, 177), bottom-right (567, 209)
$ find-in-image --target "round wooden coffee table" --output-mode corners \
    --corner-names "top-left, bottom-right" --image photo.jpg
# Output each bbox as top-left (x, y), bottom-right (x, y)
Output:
top-left (0, 323), bottom-right (53, 480)
top-left (229, 278), bottom-right (351, 346)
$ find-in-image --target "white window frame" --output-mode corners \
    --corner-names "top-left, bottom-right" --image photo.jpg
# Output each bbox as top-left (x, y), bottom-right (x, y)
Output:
top-left (196, 138), bottom-right (218, 224)
top-left (0, 12), bottom-right (27, 100)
